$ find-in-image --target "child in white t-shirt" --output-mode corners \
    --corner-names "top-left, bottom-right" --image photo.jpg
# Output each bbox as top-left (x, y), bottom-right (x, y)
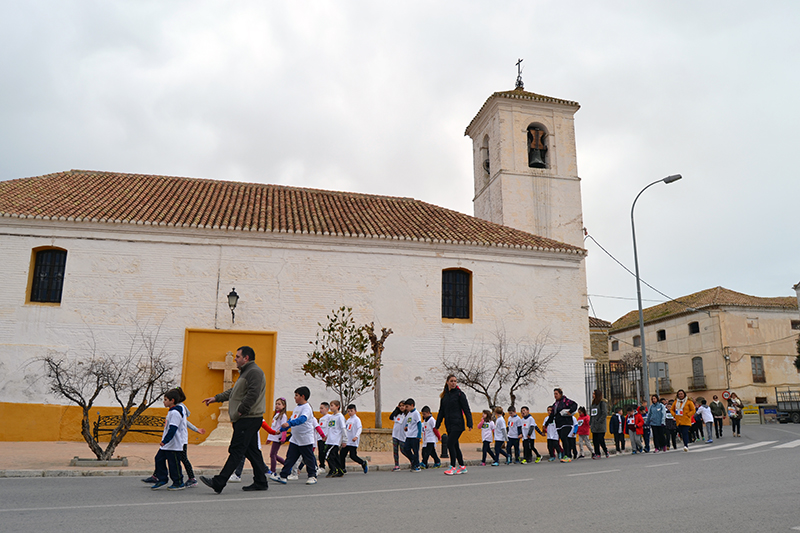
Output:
top-left (402, 398), bottom-right (423, 471)
top-left (506, 406), bottom-right (522, 464)
top-left (519, 406), bottom-right (542, 464)
top-left (480, 410), bottom-right (497, 466)
top-left (493, 406), bottom-right (509, 466)
top-left (276, 386), bottom-right (318, 485)
top-left (544, 406), bottom-right (562, 461)
top-left (151, 387), bottom-right (188, 490)
top-left (340, 404), bottom-right (368, 473)
top-left (324, 400), bottom-right (347, 477)
top-left (317, 402), bottom-right (332, 471)
top-left (391, 400), bottom-right (407, 471)
top-left (420, 405), bottom-right (441, 468)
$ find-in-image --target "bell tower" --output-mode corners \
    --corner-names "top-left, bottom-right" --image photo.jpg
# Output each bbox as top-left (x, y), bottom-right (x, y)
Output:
top-left (464, 83), bottom-right (584, 248)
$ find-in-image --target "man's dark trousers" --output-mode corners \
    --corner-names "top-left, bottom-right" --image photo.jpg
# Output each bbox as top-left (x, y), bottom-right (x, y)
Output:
top-left (212, 417), bottom-right (268, 489)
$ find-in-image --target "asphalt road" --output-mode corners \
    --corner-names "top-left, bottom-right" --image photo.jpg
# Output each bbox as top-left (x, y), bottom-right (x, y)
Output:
top-left (2, 424), bottom-right (799, 533)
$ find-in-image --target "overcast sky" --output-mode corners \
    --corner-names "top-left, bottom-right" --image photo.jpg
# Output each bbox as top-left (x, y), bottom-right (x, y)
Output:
top-left (1, 1), bottom-right (798, 323)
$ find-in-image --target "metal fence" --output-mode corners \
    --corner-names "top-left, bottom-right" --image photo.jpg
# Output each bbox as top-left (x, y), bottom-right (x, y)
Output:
top-left (584, 361), bottom-right (644, 411)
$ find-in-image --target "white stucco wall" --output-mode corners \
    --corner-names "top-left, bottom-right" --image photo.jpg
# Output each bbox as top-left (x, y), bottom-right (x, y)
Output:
top-left (0, 218), bottom-right (588, 413)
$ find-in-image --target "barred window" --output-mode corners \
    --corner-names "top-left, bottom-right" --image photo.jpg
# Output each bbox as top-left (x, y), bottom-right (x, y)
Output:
top-left (30, 248), bottom-right (67, 303)
top-left (442, 269), bottom-right (470, 320)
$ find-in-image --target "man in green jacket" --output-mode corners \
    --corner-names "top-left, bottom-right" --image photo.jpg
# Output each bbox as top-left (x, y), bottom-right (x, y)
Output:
top-left (200, 346), bottom-right (268, 493)
top-left (709, 395), bottom-right (726, 439)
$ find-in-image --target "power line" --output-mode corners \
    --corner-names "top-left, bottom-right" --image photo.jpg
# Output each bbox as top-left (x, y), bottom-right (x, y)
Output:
top-left (583, 232), bottom-right (705, 316)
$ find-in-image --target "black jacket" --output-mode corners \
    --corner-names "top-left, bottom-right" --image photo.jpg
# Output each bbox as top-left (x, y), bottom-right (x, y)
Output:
top-left (551, 395), bottom-right (578, 428)
top-left (435, 386), bottom-right (473, 433)
top-left (608, 413), bottom-right (626, 434)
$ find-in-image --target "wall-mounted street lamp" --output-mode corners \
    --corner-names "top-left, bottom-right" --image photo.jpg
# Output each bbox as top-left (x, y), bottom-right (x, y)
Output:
top-left (227, 288), bottom-right (239, 324)
top-left (632, 174), bottom-right (682, 402)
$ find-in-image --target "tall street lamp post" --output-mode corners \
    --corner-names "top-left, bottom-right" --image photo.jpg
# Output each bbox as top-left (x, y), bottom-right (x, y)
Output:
top-left (632, 174), bottom-right (682, 402)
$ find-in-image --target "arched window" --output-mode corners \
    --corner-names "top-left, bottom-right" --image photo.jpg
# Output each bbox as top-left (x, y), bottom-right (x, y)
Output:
top-left (526, 123), bottom-right (548, 169)
top-left (442, 269), bottom-right (471, 321)
top-left (28, 247), bottom-right (68, 304)
top-left (481, 135), bottom-right (490, 177)
top-left (691, 356), bottom-right (705, 389)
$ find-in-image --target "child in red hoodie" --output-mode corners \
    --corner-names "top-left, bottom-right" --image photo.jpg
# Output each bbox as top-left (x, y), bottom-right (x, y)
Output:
top-left (626, 406), bottom-right (644, 454)
top-left (576, 407), bottom-right (591, 458)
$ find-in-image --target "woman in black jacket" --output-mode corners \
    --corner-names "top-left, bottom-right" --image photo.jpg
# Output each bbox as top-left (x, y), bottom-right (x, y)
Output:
top-left (435, 374), bottom-right (473, 475)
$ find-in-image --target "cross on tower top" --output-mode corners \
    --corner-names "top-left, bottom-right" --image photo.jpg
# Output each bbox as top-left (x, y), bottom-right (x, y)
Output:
top-left (515, 58), bottom-right (524, 90)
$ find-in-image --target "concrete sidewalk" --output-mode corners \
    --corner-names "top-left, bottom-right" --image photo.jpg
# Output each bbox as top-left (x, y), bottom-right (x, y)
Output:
top-left (0, 440), bottom-right (496, 478)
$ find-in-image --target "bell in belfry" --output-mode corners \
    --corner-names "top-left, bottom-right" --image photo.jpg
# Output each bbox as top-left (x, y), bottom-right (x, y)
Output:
top-left (527, 125), bottom-right (547, 168)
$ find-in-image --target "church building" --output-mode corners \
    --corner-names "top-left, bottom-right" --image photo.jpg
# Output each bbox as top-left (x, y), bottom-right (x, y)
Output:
top-left (0, 86), bottom-right (590, 442)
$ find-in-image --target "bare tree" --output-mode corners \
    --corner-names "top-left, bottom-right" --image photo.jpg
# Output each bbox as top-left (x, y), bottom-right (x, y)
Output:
top-left (39, 321), bottom-right (175, 460)
top-left (620, 350), bottom-right (650, 369)
top-left (364, 322), bottom-right (393, 429)
top-left (442, 328), bottom-right (555, 410)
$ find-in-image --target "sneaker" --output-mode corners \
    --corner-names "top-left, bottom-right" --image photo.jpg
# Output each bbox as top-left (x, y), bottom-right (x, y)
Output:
top-left (185, 478), bottom-right (198, 488)
top-left (491, 462), bottom-right (499, 467)
top-left (392, 466), bottom-right (401, 472)
top-left (306, 477), bottom-right (317, 485)
top-left (560, 456), bottom-right (572, 462)
top-left (275, 477), bottom-right (288, 484)
top-left (444, 467), bottom-right (457, 475)
top-left (287, 472), bottom-right (299, 481)
top-left (605, 453), bottom-right (609, 458)
top-left (578, 454), bottom-right (585, 459)
top-left (706, 439), bottom-right (713, 443)
top-left (548, 457), bottom-right (555, 462)
top-left (520, 459), bottom-right (528, 464)
top-left (683, 446), bottom-right (689, 452)
top-left (200, 476), bottom-right (223, 494)
top-left (268, 473), bottom-right (281, 482)
top-left (167, 483), bottom-right (185, 491)
top-left (362, 461), bottom-right (369, 474)
top-left (412, 466), bottom-right (421, 472)
top-left (535, 456), bottom-right (542, 463)
top-left (433, 463), bottom-right (441, 468)
top-left (325, 470), bottom-right (335, 478)
top-left (480, 462), bottom-right (486, 466)
top-left (455, 466), bottom-right (467, 474)
top-left (631, 451), bottom-right (637, 455)
top-left (228, 473), bottom-right (241, 483)
top-left (141, 476), bottom-right (158, 484)
top-left (150, 480), bottom-right (168, 490)
top-left (318, 467), bottom-right (326, 473)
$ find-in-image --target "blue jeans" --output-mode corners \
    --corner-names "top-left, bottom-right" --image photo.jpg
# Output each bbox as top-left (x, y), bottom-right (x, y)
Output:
top-left (403, 437), bottom-right (420, 468)
top-left (281, 442), bottom-right (317, 479)
top-left (154, 448), bottom-right (183, 485)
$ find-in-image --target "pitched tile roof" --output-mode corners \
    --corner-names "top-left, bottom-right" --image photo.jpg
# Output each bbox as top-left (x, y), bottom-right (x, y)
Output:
top-left (589, 316), bottom-right (612, 329)
top-left (465, 88), bottom-right (580, 135)
top-left (611, 286), bottom-right (798, 331)
top-left (0, 170), bottom-right (585, 254)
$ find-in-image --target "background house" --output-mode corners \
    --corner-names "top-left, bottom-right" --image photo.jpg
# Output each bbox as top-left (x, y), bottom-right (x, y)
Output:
top-left (609, 287), bottom-right (800, 405)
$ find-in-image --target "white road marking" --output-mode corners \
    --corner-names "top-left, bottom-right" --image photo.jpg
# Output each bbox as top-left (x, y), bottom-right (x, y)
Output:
top-left (727, 441), bottom-right (776, 451)
top-left (688, 443), bottom-right (738, 453)
top-left (702, 456), bottom-right (727, 461)
top-left (773, 439), bottom-right (800, 449)
top-left (645, 462), bottom-right (679, 468)
top-left (565, 469), bottom-right (620, 477)
top-left (0, 476), bottom-right (540, 513)
top-left (737, 449), bottom-right (770, 457)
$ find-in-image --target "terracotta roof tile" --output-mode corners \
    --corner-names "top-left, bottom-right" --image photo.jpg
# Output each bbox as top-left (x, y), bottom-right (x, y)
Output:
top-left (611, 286), bottom-right (798, 332)
top-left (589, 316), bottom-right (612, 329)
top-left (0, 170), bottom-right (585, 254)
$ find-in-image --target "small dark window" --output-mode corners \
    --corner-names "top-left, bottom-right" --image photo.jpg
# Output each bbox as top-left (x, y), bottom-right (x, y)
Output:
top-left (611, 340), bottom-right (619, 352)
top-left (791, 320), bottom-right (800, 331)
top-left (657, 329), bottom-right (666, 342)
top-left (751, 356), bottom-right (765, 383)
top-left (30, 249), bottom-right (67, 303)
top-left (632, 335), bottom-right (641, 347)
top-left (689, 322), bottom-right (700, 335)
top-left (442, 269), bottom-right (470, 319)
top-left (755, 397), bottom-right (768, 404)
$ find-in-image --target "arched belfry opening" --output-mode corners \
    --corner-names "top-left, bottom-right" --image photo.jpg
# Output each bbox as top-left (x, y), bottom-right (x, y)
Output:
top-left (527, 123), bottom-right (547, 169)
top-left (481, 135), bottom-right (490, 177)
